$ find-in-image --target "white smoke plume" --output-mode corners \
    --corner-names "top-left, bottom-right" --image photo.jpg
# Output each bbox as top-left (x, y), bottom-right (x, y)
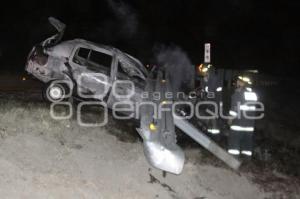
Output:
top-left (155, 45), bottom-right (195, 94)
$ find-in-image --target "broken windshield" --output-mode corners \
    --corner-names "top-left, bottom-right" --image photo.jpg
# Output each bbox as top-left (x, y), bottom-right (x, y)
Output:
top-left (118, 56), bottom-right (146, 80)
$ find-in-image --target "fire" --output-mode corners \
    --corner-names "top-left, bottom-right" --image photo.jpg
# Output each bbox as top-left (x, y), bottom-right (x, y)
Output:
top-left (198, 64), bottom-right (204, 72)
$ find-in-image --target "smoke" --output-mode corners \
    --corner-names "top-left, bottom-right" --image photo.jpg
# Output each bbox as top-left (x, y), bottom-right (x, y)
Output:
top-left (106, 0), bottom-right (138, 39)
top-left (155, 45), bottom-right (195, 94)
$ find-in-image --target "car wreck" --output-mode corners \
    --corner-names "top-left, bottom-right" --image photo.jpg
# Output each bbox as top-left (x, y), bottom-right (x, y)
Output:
top-left (26, 17), bottom-right (241, 175)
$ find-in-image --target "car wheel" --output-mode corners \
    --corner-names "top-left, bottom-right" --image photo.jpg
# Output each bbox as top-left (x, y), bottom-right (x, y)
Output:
top-left (43, 81), bottom-right (71, 103)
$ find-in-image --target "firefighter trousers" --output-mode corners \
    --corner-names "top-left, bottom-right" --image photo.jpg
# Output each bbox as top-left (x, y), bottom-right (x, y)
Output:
top-left (228, 130), bottom-right (253, 152)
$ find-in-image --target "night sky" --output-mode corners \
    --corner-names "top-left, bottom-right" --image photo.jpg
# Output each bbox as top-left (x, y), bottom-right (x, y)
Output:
top-left (0, 0), bottom-right (299, 76)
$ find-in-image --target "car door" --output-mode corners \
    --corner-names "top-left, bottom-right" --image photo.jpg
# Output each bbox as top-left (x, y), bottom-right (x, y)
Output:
top-left (106, 58), bottom-right (146, 116)
top-left (70, 45), bottom-right (115, 101)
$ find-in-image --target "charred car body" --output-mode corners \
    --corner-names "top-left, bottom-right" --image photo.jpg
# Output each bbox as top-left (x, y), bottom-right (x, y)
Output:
top-left (26, 17), bottom-right (147, 103)
top-left (26, 17), bottom-right (241, 175)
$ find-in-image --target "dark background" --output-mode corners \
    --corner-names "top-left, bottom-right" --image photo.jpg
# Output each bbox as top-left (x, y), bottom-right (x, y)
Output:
top-left (0, 0), bottom-right (299, 76)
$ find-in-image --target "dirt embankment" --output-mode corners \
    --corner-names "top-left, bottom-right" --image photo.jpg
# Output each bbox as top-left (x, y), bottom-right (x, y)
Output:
top-left (0, 96), bottom-right (299, 199)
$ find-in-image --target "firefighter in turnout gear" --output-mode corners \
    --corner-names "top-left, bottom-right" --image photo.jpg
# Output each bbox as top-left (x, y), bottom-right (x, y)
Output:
top-left (227, 76), bottom-right (257, 157)
top-left (200, 65), bottom-right (224, 135)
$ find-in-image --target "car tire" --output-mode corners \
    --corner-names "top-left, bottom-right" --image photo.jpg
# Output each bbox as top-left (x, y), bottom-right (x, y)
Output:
top-left (43, 81), bottom-right (72, 103)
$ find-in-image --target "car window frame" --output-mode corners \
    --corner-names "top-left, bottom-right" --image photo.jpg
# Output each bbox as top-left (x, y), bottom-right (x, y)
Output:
top-left (71, 45), bottom-right (115, 76)
top-left (72, 47), bottom-right (91, 66)
top-left (87, 49), bottom-right (113, 71)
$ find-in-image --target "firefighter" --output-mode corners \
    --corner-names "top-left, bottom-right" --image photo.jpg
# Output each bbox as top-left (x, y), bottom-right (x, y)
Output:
top-left (227, 76), bottom-right (257, 157)
top-left (200, 64), bottom-right (224, 135)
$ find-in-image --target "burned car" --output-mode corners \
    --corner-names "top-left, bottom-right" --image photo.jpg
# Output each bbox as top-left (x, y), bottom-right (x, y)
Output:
top-left (26, 17), bottom-right (148, 103)
top-left (26, 17), bottom-right (240, 175)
